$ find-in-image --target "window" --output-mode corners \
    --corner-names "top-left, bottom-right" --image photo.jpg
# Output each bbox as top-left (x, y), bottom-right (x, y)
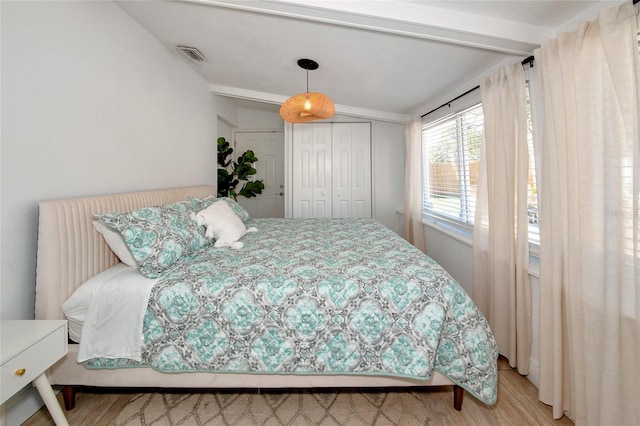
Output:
top-left (422, 102), bottom-right (540, 244)
top-left (525, 85), bottom-right (540, 244)
top-left (422, 104), bottom-right (482, 227)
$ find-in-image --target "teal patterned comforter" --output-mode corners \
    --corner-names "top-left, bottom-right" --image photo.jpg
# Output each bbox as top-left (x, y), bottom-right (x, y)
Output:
top-left (84, 219), bottom-right (498, 404)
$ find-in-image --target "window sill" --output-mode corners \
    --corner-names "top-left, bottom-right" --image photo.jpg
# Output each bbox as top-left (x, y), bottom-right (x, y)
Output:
top-left (421, 215), bottom-right (541, 279)
top-left (422, 215), bottom-right (473, 247)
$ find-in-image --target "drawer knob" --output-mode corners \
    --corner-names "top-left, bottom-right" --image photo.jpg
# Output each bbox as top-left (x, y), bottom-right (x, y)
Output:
top-left (15, 368), bottom-right (26, 376)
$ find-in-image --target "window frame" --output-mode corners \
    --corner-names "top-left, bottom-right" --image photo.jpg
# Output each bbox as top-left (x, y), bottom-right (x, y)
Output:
top-left (420, 90), bottom-right (541, 254)
top-left (421, 102), bottom-right (482, 238)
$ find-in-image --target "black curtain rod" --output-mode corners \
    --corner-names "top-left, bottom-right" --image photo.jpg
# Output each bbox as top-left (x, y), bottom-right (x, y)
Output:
top-left (421, 55), bottom-right (536, 118)
top-left (420, 86), bottom-right (480, 118)
top-left (422, 0), bottom-right (638, 119)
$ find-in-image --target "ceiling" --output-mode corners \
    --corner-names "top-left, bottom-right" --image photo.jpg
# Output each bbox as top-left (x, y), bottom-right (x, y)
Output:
top-left (117, 0), bottom-right (624, 122)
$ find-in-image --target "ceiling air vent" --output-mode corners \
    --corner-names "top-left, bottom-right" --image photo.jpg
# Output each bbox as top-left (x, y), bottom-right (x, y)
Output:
top-left (177, 45), bottom-right (207, 63)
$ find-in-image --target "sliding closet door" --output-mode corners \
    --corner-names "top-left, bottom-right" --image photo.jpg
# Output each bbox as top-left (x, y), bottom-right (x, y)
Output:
top-left (292, 122), bottom-right (372, 219)
top-left (292, 124), bottom-right (332, 218)
top-left (332, 123), bottom-right (372, 218)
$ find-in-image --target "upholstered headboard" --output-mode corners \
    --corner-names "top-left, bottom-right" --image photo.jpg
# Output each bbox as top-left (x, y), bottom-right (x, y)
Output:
top-left (34, 185), bottom-right (215, 320)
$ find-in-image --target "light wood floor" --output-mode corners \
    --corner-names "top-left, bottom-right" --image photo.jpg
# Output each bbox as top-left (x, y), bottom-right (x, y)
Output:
top-left (24, 358), bottom-right (573, 425)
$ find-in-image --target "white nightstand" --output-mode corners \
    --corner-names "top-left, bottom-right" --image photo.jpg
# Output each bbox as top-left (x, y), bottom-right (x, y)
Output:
top-left (1, 320), bottom-right (69, 426)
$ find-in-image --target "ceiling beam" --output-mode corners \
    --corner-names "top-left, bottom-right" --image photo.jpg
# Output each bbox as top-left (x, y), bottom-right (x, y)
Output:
top-left (187, 0), bottom-right (548, 55)
top-left (210, 84), bottom-right (411, 123)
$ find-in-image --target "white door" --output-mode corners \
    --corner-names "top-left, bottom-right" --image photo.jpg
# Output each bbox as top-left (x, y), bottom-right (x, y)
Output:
top-left (292, 122), bottom-right (371, 219)
top-left (292, 124), bottom-right (314, 218)
top-left (292, 124), bottom-right (332, 218)
top-left (332, 123), bottom-right (372, 218)
top-left (312, 124), bottom-right (333, 218)
top-left (234, 131), bottom-right (285, 218)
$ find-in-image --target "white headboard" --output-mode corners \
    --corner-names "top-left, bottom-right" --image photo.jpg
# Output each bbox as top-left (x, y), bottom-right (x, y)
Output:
top-left (34, 185), bottom-right (215, 320)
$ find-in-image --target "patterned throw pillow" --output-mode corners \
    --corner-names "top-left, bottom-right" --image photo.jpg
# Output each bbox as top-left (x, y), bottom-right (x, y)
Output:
top-left (191, 196), bottom-right (250, 223)
top-left (92, 220), bottom-right (138, 267)
top-left (94, 201), bottom-right (208, 278)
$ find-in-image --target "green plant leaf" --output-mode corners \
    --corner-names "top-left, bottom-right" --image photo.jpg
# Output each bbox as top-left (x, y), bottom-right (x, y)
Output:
top-left (236, 164), bottom-right (257, 180)
top-left (217, 137), bottom-right (233, 167)
top-left (217, 168), bottom-right (234, 198)
top-left (217, 138), bottom-right (264, 200)
top-left (240, 150), bottom-right (258, 163)
top-left (238, 180), bottom-right (265, 198)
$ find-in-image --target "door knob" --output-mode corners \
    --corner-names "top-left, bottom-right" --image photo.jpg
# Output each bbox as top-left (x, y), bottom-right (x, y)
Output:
top-left (277, 192), bottom-right (284, 196)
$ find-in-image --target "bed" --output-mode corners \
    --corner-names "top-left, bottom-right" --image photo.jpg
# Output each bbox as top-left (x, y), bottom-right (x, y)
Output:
top-left (34, 185), bottom-right (498, 412)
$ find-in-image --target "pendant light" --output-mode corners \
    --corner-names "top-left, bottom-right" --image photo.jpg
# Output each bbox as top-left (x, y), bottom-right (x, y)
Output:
top-left (280, 59), bottom-right (335, 123)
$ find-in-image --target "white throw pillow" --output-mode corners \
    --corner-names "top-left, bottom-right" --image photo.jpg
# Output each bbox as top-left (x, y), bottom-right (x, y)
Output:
top-left (93, 220), bottom-right (137, 267)
top-left (190, 201), bottom-right (256, 249)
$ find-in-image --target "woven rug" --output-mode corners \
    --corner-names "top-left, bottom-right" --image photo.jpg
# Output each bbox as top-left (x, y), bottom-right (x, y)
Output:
top-left (112, 389), bottom-right (446, 425)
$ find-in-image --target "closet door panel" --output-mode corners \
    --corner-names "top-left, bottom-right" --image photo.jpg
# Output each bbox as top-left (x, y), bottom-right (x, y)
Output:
top-left (299, 200), bottom-right (311, 219)
top-left (312, 124), bottom-right (332, 219)
top-left (334, 199), bottom-right (351, 218)
top-left (292, 125), bottom-right (314, 218)
top-left (292, 122), bottom-right (370, 219)
top-left (332, 142), bottom-right (352, 218)
top-left (332, 123), bottom-right (371, 219)
top-left (349, 123), bottom-right (372, 218)
top-left (332, 124), bottom-right (351, 218)
top-left (314, 200), bottom-right (331, 218)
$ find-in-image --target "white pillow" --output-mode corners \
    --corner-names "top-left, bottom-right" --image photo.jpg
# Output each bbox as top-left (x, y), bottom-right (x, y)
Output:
top-left (63, 264), bottom-right (132, 342)
top-left (190, 201), bottom-right (256, 249)
top-left (93, 220), bottom-right (137, 267)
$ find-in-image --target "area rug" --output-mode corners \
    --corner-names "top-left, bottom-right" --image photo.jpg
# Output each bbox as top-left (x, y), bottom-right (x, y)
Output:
top-left (112, 389), bottom-right (444, 425)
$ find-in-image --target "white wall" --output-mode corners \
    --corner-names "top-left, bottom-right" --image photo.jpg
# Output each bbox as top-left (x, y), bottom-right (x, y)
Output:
top-left (1, 0), bottom-right (216, 321)
top-left (424, 226), bottom-right (474, 296)
top-left (213, 95), bottom-right (239, 129)
top-left (237, 106), bottom-right (283, 130)
top-left (370, 120), bottom-right (404, 235)
top-left (217, 118), bottom-right (233, 143)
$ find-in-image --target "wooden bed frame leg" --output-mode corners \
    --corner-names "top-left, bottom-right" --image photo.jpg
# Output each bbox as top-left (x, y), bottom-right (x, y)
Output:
top-left (453, 385), bottom-right (464, 411)
top-left (62, 386), bottom-right (76, 411)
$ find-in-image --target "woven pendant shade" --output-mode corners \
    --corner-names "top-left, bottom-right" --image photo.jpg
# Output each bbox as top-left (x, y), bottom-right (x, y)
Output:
top-left (280, 58), bottom-right (335, 123)
top-left (280, 92), bottom-right (335, 123)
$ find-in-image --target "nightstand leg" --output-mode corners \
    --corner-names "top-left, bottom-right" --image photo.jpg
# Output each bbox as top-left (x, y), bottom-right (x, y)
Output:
top-left (33, 373), bottom-right (69, 426)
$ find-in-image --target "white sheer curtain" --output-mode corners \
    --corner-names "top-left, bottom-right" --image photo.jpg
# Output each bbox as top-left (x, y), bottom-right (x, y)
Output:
top-left (404, 117), bottom-right (426, 252)
top-left (472, 63), bottom-right (531, 374)
top-left (535, 1), bottom-right (640, 424)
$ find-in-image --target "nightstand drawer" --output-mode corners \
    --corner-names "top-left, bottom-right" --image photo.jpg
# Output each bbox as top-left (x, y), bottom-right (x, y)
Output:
top-left (0, 324), bottom-right (67, 404)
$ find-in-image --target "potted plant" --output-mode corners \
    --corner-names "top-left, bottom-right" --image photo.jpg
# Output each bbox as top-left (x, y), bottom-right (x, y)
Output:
top-left (217, 137), bottom-right (265, 200)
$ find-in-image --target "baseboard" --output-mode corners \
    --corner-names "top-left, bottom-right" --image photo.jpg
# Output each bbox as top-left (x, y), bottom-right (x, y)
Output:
top-left (527, 357), bottom-right (540, 389)
top-left (4, 387), bottom-right (44, 426)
